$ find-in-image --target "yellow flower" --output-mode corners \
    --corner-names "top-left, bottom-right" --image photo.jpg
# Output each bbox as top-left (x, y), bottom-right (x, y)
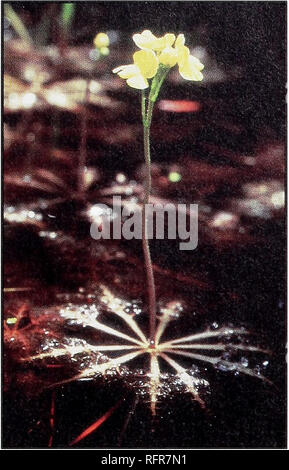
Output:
top-left (113, 31), bottom-right (204, 89)
top-left (94, 32), bottom-right (110, 49)
top-left (158, 33), bottom-right (204, 81)
top-left (133, 30), bottom-right (175, 51)
top-left (176, 34), bottom-right (204, 81)
top-left (113, 49), bottom-right (159, 89)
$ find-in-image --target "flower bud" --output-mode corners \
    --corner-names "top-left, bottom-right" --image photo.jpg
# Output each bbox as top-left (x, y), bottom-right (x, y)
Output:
top-left (94, 33), bottom-right (110, 49)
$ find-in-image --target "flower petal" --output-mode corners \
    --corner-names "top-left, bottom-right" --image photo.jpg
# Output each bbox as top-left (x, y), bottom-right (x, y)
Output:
top-left (132, 30), bottom-right (175, 51)
top-left (179, 55), bottom-right (204, 81)
top-left (175, 34), bottom-right (185, 48)
top-left (164, 33), bottom-right (176, 48)
top-left (177, 45), bottom-right (190, 69)
top-left (113, 64), bottom-right (140, 79)
top-left (132, 30), bottom-right (157, 50)
top-left (159, 46), bottom-right (178, 68)
top-left (126, 74), bottom-right (149, 89)
top-left (133, 50), bottom-right (159, 79)
top-left (189, 55), bottom-right (204, 71)
top-left (152, 33), bottom-right (176, 51)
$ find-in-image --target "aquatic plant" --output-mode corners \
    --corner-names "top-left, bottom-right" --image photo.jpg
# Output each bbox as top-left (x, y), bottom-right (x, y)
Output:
top-left (113, 31), bottom-right (204, 344)
top-left (23, 32), bottom-right (270, 421)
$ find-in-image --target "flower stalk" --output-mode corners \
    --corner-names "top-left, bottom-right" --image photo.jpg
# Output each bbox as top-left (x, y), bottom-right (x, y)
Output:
top-left (141, 67), bottom-right (170, 344)
top-left (141, 92), bottom-right (157, 344)
top-left (112, 30), bottom-right (205, 345)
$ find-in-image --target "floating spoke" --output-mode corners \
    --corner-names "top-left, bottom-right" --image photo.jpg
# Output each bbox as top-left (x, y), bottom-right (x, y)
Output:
top-left (161, 343), bottom-right (268, 353)
top-left (24, 344), bottom-right (91, 361)
top-left (166, 349), bottom-right (271, 383)
top-left (100, 285), bottom-right (148, 345)
top-left (160, 327), bottom-right (249, 347)
top-left (160, 352), bottom-right (205, 407)
top-left (91, 345), bottom-right (140, 351)
top-left (149, 354), bottom-right (161, 415)
top-left (86, 318), bottom-right (145, 346)
top-left (24, 343), bottom-right (140, 362)
top-left (77, 349), bottom-right (145, 379)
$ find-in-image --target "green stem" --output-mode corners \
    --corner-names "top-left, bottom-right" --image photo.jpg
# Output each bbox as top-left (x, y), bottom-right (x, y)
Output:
top-left (149, 65), bottom-right (170, 103)
top-left (141, 66), bottom-right (169, 344)
top-left (141, 90), bottom-right (147, 125)
top-left (142, 97), bottom-right (157, 344)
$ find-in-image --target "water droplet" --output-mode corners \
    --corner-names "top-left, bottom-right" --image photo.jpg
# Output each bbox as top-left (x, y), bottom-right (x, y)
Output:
top-left (240, 357), bottom-right (249, 368)
top-left (215, 361), bottom-right (237, 372)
